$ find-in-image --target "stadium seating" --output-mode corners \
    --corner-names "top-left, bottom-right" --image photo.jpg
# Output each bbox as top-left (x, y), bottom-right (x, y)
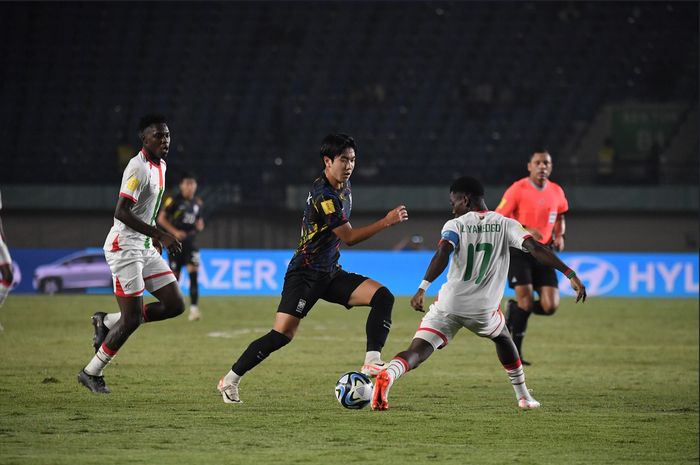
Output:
top-left (0, 2), bottom-right (696, 197)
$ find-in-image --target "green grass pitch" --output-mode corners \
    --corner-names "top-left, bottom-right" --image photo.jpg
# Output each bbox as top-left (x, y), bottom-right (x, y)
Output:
top-left (0, 295), bottom-right (697, 465)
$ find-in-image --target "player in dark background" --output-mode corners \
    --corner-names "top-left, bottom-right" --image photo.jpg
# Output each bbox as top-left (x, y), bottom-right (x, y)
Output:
top-left (496, 149), bottom-right (569, 365)
top-left (216, 133), bottom-right (409, 404)
top-left (158, 173), bottom-right (205, 321)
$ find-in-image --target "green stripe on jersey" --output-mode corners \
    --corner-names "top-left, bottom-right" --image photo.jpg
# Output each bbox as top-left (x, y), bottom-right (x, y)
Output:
top-left (145, 188), bottom-right (165, 249)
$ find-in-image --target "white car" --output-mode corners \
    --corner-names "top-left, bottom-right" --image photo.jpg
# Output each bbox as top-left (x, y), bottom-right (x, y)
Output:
top-left (33, 249), bottom-right (111, 294)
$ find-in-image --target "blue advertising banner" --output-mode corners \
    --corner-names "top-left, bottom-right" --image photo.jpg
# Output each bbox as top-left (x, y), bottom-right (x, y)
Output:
top-left (7, 248), bottom-right (699, 298)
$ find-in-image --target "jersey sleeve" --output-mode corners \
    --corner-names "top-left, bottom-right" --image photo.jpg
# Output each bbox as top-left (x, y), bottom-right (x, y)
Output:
top-left (439, 219), bottom-right (460, 249)
top-left (495, 183), bottom-right (518, 218)
top-left (119, 162), bottom-right (147, 203)
top-left (505, 217), bottom-right (532, 251)
top-left (316, 193), bottom-right (348, 230)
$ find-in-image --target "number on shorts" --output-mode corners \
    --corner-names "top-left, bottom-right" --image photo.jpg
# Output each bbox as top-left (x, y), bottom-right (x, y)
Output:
top-left (463, 242), bottom-right (493, 285)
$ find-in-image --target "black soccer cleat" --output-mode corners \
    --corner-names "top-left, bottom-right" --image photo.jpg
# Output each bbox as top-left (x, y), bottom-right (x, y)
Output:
top-left (91, 312), bottom-right (109, 353)
top-left (78, 370), bottom-right (111, 394)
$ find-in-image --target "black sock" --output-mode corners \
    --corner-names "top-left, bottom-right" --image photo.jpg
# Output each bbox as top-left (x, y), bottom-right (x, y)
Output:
top-left (509, 304), bottom-right (532, 358)
top-left (366, 287), bottom-right (394, 352)
top-left (232, 330), bottom-right (290, 376)
top-left (531, 301), bottom-right (552, 315)
top-left (189, 271), bottom-right (199, 305)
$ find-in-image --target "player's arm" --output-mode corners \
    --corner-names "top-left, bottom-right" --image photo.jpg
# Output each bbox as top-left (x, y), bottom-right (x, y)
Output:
top-left (553, 214), bottom-right (566, 251)
top-left (156, 209), bottom-right (187, 241)
top-left (332, 205), bottom-right (408, 246)
top-left (522, 237), bottom-right (586, 303)
top-left (0, 216), bottom-right (12, 285)
top-left (410, 240), bottom-right (454, 312)
top-left (114, 197), bottom-right (182, 254)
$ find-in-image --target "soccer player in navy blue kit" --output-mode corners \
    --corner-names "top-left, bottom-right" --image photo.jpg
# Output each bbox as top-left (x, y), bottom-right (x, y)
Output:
top-left (218, 133), bottom-right (409, 404)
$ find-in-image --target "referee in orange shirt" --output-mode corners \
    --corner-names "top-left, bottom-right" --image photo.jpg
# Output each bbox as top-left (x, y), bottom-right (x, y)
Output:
top-left (495, 149), bottom-right (569, 365)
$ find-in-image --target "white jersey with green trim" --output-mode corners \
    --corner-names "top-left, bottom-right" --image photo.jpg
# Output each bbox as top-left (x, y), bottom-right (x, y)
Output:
top-left (103, 149), bottom-right (166, 252)
top-left (435, 210), bottom-right (531, 315)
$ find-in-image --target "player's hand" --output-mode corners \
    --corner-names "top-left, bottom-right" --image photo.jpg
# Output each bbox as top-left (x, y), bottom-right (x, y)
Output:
top-left (385, 205), bottom-right (409, 227)
top-left (410, 289), bottom-right (425, 312)
top-left (174, 230), bottom-right (187, 241)
top-left (158, 231), bottom-right (182, 255)
top-left (0, 263), bottom-right (13, 284)
top-left (553, 235), bottom-right (565, 252)
top-left (153, 239), bottom-right (163, 255)
top-left (570, 276), bottom-right (587, 303)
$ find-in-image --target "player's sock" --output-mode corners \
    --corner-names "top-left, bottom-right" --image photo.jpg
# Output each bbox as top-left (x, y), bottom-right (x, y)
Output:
top-left (364, 350), bottom-right (382, 364)
top-left (223, 369), bottom-right (242, 385)
top-left (103, 312), bottom-right (120, 330)
top-left (503, 359), bottom-right (530, 399)
top-left (84, 343), bottom-right (117, 376)
top-left (385, 357), bottom-right (410, 383)
top-left (509, 304), bottom-right (531, 358)
top-left (365, 287), bottom-right (394, 351)
top-left (231, 330), bottom-right (290, 376)
top-left (531, 301), bottom-right (552, 315)
top-left (189, 271), bottom-right (199, 306)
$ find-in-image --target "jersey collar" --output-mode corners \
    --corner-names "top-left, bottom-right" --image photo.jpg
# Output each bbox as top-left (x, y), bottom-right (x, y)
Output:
top-left (141, 148), bottom-right (165, 167)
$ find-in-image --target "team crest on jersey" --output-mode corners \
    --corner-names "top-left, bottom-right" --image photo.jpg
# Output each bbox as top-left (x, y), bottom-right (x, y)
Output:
top-left (321, 199), bottom-right (336, 215)
top-left (126, 176), bottom-right (140, 191)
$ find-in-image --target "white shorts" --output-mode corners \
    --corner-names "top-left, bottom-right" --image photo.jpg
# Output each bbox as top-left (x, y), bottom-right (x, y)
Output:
top-left (104, 249), bottom-right (176, 297)
top-left (414, 304), bottom-right (506, 350)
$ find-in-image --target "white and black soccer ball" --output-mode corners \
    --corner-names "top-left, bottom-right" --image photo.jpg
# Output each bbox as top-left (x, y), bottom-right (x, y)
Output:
top-left (334, 371), bottom-right (373, 409)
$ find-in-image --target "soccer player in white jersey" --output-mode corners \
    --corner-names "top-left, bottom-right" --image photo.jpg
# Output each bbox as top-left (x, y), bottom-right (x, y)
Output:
top-left (371, 176), bottom-right (586, 411)
top-left (78, 114), bottom-right (186, 394)
top-left (0, 188), bottom-right (14, 330)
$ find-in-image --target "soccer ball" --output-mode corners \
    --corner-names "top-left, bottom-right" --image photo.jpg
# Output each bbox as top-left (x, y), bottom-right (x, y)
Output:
top-left (334, 371), bottom-right (373, 409)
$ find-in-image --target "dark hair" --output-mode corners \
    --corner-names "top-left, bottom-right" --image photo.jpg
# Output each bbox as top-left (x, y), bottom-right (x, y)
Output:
top-left (530, 146), bottom-right (550, 160)
top-left (450, 176), bottom-right (485, 197)
top-left (320, 133), bottom-right (356, 160)
top-left (180, 172), bottom-right (197, 182)
top-left (138, 114), bottom-right (168, 133)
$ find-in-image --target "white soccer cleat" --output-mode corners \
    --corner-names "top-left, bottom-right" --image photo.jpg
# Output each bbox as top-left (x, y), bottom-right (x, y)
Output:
top-left (188, 305), bottom-right (201, 321)
top-left (518, 396), bottom-right (541, 410)
top-left (361, 360), bottom-right (388, 377)
top-left (217, 377), bottom-right (242, 404)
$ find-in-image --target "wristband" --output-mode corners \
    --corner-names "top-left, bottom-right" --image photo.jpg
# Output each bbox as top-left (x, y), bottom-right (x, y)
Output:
top-left (564, 268), bottom-right (576, 279)
top-left (418, 280), bottom-right (431, 291)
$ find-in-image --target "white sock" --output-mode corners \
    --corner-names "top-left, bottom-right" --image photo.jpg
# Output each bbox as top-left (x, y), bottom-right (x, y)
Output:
top-left (84, 345), bottom-right (116, 376)
top-left (386, 357), bottom-right (409, 384)
top-left (190, 305), bottom-right (199, 312)
top-left (224, 369), bottom-right (241, 385)
top-left (103, 313), bottom-right (121, 330)
top-left (504, 360), bottom-right (530, 399)
top-left (364, 350), bottom-right (382, 364)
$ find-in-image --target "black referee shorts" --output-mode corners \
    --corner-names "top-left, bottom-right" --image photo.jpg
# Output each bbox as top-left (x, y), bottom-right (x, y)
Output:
top-left (277, 267), bottom-right (369, 318)
top-left (507, 247), bottom-right (558, 289)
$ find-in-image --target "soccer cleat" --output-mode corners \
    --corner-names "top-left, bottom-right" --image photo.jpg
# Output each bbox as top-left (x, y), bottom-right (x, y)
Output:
top-left (217, 377), bottom-right (242, 404)
top-left (91, 312), bottom-right (109, 353)
top-left (371, 370), bottom-right (391, 411)
top-left (518, 395), bottom-right (540, 410)
top-left (188, 305), bottom-right (201, 321)
top-left (78, 370), bottom-right (111, 394)
top-left (361, 360), bottom-right (388, 377)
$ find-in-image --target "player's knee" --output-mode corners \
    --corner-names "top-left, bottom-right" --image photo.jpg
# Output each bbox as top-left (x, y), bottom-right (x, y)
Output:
top-left (169, 296), bottom-right (186, 316)
top-left (516, 298), bottom-right (534, 312)
top-left (370, 287), bottom-right (394, 315)
top-left (541, 304), bottom-right (557, 315)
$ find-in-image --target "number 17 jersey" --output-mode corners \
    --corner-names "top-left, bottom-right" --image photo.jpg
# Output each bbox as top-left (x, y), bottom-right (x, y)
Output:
top-left (436, 211), bottom-right (531, 316)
